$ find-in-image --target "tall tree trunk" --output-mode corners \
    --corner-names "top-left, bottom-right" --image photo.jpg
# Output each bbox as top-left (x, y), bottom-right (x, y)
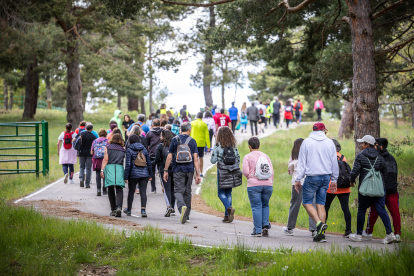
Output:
top-left (411, 102), bottom-right (414, 128)
top-left (140, 97), bottom-right (146, 116)
top-left (23, 57), bottom-right (39, 119)
top-left (392, 105), bottom-right (398, 128)
top-left (338, 98), bottom-right (354, 139)
top-left (203, 6), bottom-right (215, 107)
top-left (8, 84), bottom-right (13, 110)
top-left (65, 30), bottom-right (84, 127)
top-left (221, 81), bottom-right (225, 109)
top-left (45, 74), bottom-right (52, 109)
top-left (347, 0), bottom-right (380, 154)
top-left (3, 81), bottom-right (8, 111)
top-left (117, 93), bottom-right (121, 110)
top-left (128, 97), bottom-right (138, 111)
top-left (148, 41), bottom-right (155, 114)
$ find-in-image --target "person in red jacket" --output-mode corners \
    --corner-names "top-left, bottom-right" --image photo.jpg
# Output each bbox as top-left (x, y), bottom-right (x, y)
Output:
top-left (284, 100), bottom-right (294, 129)
top-left (293, 99), bottom-right (303, 123)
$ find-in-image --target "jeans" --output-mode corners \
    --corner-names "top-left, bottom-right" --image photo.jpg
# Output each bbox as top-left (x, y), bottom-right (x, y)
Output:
top-left (173, 172), bottom-right (193, 217)
top-left (79, 157), bottom-right (92, 185)
top-left (325, 192), bottom-right (351, 231)
top-left (108, 185), bottom-right (123, 211)
top-left (287, 186), bottom-right (317, 231)
top-left (128, 177), bottom-right (149, 210)
top-left (272, 113), bottom-right (280, 126)
top-left (316, 109), bottom-right (322, 121)
top-left (366, 193), bottom-right (401, 235)
top-left (250, 120), bottom-right (258, 135)
top-left (231, 120), bottom-right (238, 133)
top-left (241, 123), bottom-right (247, 131)
top-left (357, 192), bottom-right (392, 235)
top-left (217, 171), bottom-right (232, 216)
top-left (302, 175), bottom-right (330, 205)
top-left (62, 164), bottom-right (74, 179)
top-left (247, 185), bottom-right (273, 234)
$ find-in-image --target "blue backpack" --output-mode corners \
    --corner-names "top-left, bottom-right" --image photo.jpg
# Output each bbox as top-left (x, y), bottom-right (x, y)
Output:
top-left (93, 139), bottom-right (108, 159)
top-left (73, 134), bottom-right (83, 151)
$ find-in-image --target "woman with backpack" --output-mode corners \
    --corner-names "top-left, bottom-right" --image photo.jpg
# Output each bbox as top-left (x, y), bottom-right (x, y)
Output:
top-left (324, 139), bottom-right (352, 238)
top-left (57, 123), bottom-right (77, 184)
top-left (284, 100), bottom-right (294, 129)
top-left (101, 133), bottom-right (126, 217)
top-left (242, 137), bottom-right (274, 237)
top-left (124, 135), bottom-right (153, 217)
top-left (202, 111), bottom-right (216, 153)
top-left (154, 129), bottom-right (175, 217)
top-left (283, 138), bottom-right (317, 237)
top-left (179, 109), bottom-right (191, 125)
top-left (239, 102), bottom-right (248, 133)
top-left (90, 129), bottom-right (108, 196)
top-left (211, 127), bottom-right (241, 223)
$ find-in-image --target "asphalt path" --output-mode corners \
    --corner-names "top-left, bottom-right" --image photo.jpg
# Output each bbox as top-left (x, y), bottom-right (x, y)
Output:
top-left (15, 121), bottom-right (397, 252)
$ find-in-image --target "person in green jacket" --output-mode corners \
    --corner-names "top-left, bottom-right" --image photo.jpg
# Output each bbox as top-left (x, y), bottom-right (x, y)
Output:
top-left (109, 110), bottom-right (122, 129)
top-left (190, 112), bottom-right (211, 177)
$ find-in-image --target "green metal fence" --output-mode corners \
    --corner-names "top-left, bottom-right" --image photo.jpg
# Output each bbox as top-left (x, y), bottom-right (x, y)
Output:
top-left (0, 121), bottom-right (49, 177)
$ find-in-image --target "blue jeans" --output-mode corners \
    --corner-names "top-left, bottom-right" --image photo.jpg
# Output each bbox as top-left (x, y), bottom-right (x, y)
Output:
top-left (357, 192), bottom-right (392, 235)
top-left (247, 186), bottom-right (273, 234)
top-left (62, 164), bottom-right (74, 179)
top-left (302, 175), bottom-right (330, 205)
top-left (217, 171), bottom-right (232, 216)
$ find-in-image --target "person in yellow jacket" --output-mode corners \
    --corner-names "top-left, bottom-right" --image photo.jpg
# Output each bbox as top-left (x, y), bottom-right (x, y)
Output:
top-left (160, 103), bottom-right (167, 115)
top-left (190, 112), bottom-right (211, 177)
top-left (265, 105), bottom-right (271, 128)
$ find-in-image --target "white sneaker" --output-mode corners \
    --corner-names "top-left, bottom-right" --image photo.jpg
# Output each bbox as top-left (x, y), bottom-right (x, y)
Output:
top-left (383, 233), bottom-right (396, 244)
top-left (362, 231), bottom-right (373, 241)
top-left (311, 230), bottom-right (317, 238)
top-left (349, 234), bottom-right (363, 242)
top-left (64, 173), bottom-right (68, 184)
top-left (69, 179), bottom-right (74, 184)
top-left (395, 234), bottom-right (401, 243)
top-left (282, 227), bottom-right (293, 236)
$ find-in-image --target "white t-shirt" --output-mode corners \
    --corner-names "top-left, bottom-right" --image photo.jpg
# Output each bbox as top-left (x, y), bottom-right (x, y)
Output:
top-left (257, 104), bottom-right (267, 116)
top-left (58, 132), bottom-right (77, 149)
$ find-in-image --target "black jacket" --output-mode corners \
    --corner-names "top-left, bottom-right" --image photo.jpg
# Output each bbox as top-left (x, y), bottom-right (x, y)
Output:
top-left (154, 143), bottom-right (172, 174)
top-left (125, 134), bottom-right (148, 151)
top-left (350, 147), bottom-right (387, 189)
top-left (146, 127), bottom-right (162, 156)
top-left (272, 101), bottom-right (281, 114)
top-left (217, 162), bottom-right (243, 189)
top-left (381, 149), bottom-right (398, 194)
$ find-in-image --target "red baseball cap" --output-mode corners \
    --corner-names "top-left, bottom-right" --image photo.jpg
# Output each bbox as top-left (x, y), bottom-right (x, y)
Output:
top-left (313, 122), bottom-right (327, 131)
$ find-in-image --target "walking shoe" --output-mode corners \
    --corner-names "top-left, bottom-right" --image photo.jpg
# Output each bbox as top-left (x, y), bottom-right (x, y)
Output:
top-left (165, 207), bottom-right (173, 217)
top-left (110, 210), bottom-right (116, 216)
top-left (135, 189), bottom-right (140, 194)
top-left (313, 233), bottom-right (327, 242)
top-left (222, 216), bottom-right (229, 223)
top-left (395, 234), bottom-right (401, 243)
top-left (251, 231), bottom-right (262, 237)
top-left (319, 234), bottom-right (327, 243)
top-left (311, 230), bottom-right (317, 238)
top-left (64, 173), bottom-right (69, 184)
top-left (151, 189), bottom-right (156, 194)
top-left (262, 226), bottom-right (269, 237)
top-left (97, 190), bottom-right (101, 196)
top-left (316, 222), bottom-right (328, 236)
top-left (80, 180), bottom-right (84, 187)
top-left (180, 206), bottom-right (187, 224)
top-left (123, 208), bottom-right (131, 216)
top-left (200, 173), bottom-right (204, 177)
top-left (171, 209), bottom-right (176, 216)
top-left (383, 233), bottom-right (396, 244)
top-left (115, 207), bottom-right (122, 217)
top-left (103, 189), bottom-right (107, 195)
top-left (362, 231), bottom-right (373, 241)
top-left (349, 234), bottom-right (363, 242)
top-left (343, 230), bottom-right (352, 238)
top-left (282, 227), bottom-right (293, 236)
top-left (85, 184), bottom-right (90, 189)
top-left (69, 179), bottom-right (74, 184)
top-left (186, 216), bottom-right (190, 223)
top-left (141, 209), bottom-right (147, 217)
top-left (227, 207), bottom-right (235, 223)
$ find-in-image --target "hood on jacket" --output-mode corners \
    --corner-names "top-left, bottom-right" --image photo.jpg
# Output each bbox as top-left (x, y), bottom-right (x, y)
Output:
top-left (113, 110), bottom-right (121, 118)
top-left (361, 147), bottom-right (380, 159)
top-left (150, 127), bottom-right (162, 136)
top-left (381, 148), bottom-right (390, 158)
top-left (128, 142), bottom-right (145, 151)
top-left (309, 131), bottom-right (328, 141)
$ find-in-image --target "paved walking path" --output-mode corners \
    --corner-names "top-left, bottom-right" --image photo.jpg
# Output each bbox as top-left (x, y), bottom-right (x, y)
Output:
top-left (15, 122), bottom-right (396, 252)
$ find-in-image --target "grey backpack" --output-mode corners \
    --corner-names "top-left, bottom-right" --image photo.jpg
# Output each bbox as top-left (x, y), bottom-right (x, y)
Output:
top-left (176, 136), bottom-right (193, 163)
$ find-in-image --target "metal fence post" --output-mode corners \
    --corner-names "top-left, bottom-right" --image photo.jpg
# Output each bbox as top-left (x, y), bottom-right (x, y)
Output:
top-left (42, 120), bottom-right (49, 176)
top-left (35, 123), bottom-right (39, 177)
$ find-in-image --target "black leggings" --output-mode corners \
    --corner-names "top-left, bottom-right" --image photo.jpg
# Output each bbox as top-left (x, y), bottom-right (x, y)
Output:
top-left (95, 169), bottom-right (106, 191)
top-left (231, 120), bottom-right (238, 133)
top-left (128, 177), bottom-right (149, 210)
top-left (250, 120), bottom-right (258, 135)
top-left (208, 129), bottom-right (214, 149)
top-left (161, 172), bottom-right (175, 208)
top-left (325, 193), bottom-right (351, 231)
top-left (108, 185), bottom-right (123, 211)
top-left (316, 109), bottom-right (322, 121)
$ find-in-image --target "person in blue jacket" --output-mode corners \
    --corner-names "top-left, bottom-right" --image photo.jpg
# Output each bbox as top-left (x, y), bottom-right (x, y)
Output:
top-left (228, 102), bottom-right (239, 133)
top-left (123, 135), bottom-right (153, 217)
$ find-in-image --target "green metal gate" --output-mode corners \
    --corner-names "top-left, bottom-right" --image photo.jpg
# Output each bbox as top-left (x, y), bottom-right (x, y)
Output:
top-left (0, 121), bottom-right (49, 176)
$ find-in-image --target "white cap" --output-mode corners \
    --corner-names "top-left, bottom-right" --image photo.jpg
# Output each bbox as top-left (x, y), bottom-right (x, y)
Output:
top-left (357, 135), bottom-right (376, 145)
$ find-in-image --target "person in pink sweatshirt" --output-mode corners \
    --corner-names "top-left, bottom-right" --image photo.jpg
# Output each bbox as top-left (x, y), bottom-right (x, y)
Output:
top-left (242, 137), bottom-right (274, 237)
top-left (313, 98), bottom-right (324, 121)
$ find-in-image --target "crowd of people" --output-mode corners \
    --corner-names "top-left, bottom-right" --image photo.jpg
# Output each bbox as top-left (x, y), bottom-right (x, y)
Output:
top-left (56, 102), bottom-right (401, 244)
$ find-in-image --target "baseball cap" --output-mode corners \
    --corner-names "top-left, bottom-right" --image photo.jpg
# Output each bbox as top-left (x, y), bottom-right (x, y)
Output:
top-left (357, 135), bottom-right (376, 145)
top-left (313, 122), bottom-right (327, 131)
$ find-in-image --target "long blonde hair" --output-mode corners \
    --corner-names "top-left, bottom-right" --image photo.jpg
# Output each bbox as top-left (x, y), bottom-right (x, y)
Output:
top-left (241, 102), bottom-right (247, 112)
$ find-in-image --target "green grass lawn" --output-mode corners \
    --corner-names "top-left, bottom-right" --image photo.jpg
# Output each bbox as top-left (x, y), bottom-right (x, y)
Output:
top-left (201, 120), bottom-right (414, 240)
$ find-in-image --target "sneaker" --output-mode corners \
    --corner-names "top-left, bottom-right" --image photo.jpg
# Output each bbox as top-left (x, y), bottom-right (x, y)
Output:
top-left (362, 231), bottom-right (373, 241)
top-left (343, 230), bottom-right (352, 238)
top-left (141, 210), bottom-right (147, 217)
top-left (311, 230), bottom-right (317, 238)
top-left (151, 189), bottom-right (156, 194)
top-left (115, 207), bottom-right (122, 217)
top-left (64, 173), bottom-right (69, 184)
top-left (180, 206), bottom-right (187, 224)
top-left (97, 190), bottom-right (101, 196)
top-left (313, 233), bottom-right (327, 243)
top-left (282, 227), bottom-right (293, 236)
top-left (383, 233), bottom-right (396, 244)
top-left (186, 216), bottom-right (190, 223)
top-left (110, 210), bottom-right (116, 216)
top-left (251, 232), bottom-right (262, 237)
top-left (80, 180), bottom-right (84, 187)
top-left (103, 189), bottom-right (107, 195)
top-left (69, 179), bottom-right (74, 184)
top-left (395, 234), bottom-right (401, 243)
top-left (165, 207), bottom-right (173, 217)
top-left (123, 208), bottom-right (131, 216)
top-left (135, 189), bottom-right (140, 194)
top-left (85, 184), bottom-right (90, 189)
top-left (227, 207), bottom-right (235, 223)
top-left (262, 226), bottom-right (269, 237)
top-left (316, 222), bottom-right (328, 235)
top-left (200, 174), bottom-right (204, 177)
top-left (349, 233), bottom-right (363, 242)
top-left (171, 209), bottom-right (176, 216)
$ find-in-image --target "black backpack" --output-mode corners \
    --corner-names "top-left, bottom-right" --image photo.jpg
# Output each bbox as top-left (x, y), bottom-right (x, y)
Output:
top-left (337, 155), bottom-right (352, 188)
top-left (223, 147), bottom-right (236, 165)
top-left (162, 145), bottom-right (172, 169)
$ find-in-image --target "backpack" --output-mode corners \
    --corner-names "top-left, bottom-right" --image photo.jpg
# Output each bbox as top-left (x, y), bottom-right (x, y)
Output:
top-left (176, 136), bottom-right (193, 163)
top-left (134, 150), bottom-right (147, 167)
top-left (222, 147), bottom-right (236, 165)
top-left (359, 157), bottom-right (385, 197)
top-left (241, 111), bottom-right (246, 119)
top-left (295, 103), bottom-right (301, 112)
top-left (316, 102), bottom-right (321, 109)
top-left (73, 133), bottom-right (83, 152)
top-left (182, 116), bottom-right (189, 123)
top-left (259, 108), bottom-right (264, 115)
top-left (162, 146), bottom-right (172, 169)
top-left (63, 132), bottom-right (74, 150)
top-left (336, 155), bottom-right (352, 188)
top-left (285, 106), bottom-right (292, 112)
top-left (254, 154), bottom-right (272, 180)
top-left (93, 139), bottom-right (108, 159)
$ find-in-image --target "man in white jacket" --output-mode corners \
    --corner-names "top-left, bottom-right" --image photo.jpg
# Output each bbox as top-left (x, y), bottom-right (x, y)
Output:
top-left (295, 122), bottom-right (339, 242)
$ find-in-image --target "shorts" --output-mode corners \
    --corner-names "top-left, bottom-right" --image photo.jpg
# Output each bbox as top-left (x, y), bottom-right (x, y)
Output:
top-left (302, 175), bottom-right (330, 205)
top-left (260, 116), bottom-right (266, 123)
top-left (197, 147), bottom-right (205, 158)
